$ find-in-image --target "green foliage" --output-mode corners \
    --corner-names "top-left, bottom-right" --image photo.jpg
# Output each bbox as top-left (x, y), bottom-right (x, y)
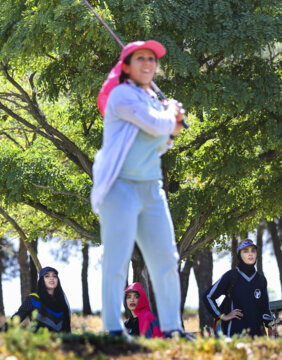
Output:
top-left (0, 0), bottom-right (281, 255)
top-left (0, 145), bottom-right (98, 242)
top-left (1, 322), bottom-right (281, 360)
top-left (1, 317), bottom-right (64, 360)
top-left (143, 334), bottom-right (282, 360)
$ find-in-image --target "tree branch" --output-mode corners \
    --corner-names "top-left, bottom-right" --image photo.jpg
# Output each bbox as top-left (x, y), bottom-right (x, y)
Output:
top-left (180, 234), bottom-right (215, 260)
top-left (0, 131), bottom-right (25, 149)
top-left (1, 63), bottom-right (32, 104)
top-left (179, 207), bottom-right (258, 260)
top-left (28, 72), bottom-right (38, 104)
top-left (0, 94), bottom-right (29, 110)
top-left (177, 210), bottom-right (212, 257)
top-left (1, 65), bottom-right (93, 177)
top-left (179, 116), bottom-right (232, 153)
top-left (207, 56), bottom-right (224, 73)
top-left (0, 100), bottom-right (93, 176)
top-left (0, 205), bottom-right (42, 272)
top-left (0, 100), bottom-right (47, 136)
top-left (0, 92), bottom-right (27, 102)
top-left (32, 183), bottom-right (90, 203)
top-left (26, 200), bottom-right (95, 240)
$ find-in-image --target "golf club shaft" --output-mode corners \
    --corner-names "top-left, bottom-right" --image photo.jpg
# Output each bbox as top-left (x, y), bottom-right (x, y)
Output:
top-left (81, 0), bottom-right (188, 128)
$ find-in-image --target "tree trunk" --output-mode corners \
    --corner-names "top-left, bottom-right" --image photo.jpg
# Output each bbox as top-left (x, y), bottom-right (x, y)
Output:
top-left (179, 258), bottom-right (193, 315)
top-left (256, 219), bottom-right (264, 274)
top-left (29, 238), bottom-right (38, 293)
top-left (82, 241), bottom-right (92, 315)
top-left (193, 247), bottom-right (213, 330)
top-left (132, 244), bottom-right (146, 286)
top-left (0, 238), bottom-right (5, 315)
top-left (231, 234), bottom-right (238, 269)
top-left (131, 244), bottom-right (158, 317)
top-left (18, 238), bottom-right (31, 301)
top-left (0, 206), bottom-right (42, 272)
top-left (267, 218), bottom-right (282, 293)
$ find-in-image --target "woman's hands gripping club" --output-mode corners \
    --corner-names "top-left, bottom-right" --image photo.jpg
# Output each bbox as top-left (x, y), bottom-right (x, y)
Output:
top-left (163, 99), bottom-right (187, 140)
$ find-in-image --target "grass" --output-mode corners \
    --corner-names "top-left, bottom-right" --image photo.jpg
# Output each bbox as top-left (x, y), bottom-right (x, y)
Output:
top-left (0, 314), bottom-right (281, 359)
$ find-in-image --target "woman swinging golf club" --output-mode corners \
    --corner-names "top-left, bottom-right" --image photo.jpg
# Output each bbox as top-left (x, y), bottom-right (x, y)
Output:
top-left (91, 39), bottom-right (189, 338)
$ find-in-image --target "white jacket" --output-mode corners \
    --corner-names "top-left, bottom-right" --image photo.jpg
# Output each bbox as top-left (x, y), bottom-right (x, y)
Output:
top-left (91, 83), bottom-right (176, 213)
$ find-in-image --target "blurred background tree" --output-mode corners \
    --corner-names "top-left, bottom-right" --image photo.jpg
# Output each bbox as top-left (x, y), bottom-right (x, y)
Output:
top-left (0, 0), bottom-right (281, 325)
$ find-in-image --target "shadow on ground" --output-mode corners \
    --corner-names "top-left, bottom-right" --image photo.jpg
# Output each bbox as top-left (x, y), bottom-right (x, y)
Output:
top-left (60, 332), bottom-right (150, 358)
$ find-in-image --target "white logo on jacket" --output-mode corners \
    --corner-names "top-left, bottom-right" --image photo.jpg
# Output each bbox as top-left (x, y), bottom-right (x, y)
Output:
top-left (254, 289), bottom-right (261, 299)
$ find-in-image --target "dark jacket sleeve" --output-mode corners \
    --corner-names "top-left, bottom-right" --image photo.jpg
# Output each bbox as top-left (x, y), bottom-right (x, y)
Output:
top-left (62, 311), bottom-right (71, 333)
top-left (202, 271), bottom-right (232, 318)
top-left (12, 295), bottom-right (34, 323)
top-left (148, 317), bottom-right (164, 338)
top-left (143, 311), bottom-right (164, 338)
top-left (259, 275), bottom-right (273, 328)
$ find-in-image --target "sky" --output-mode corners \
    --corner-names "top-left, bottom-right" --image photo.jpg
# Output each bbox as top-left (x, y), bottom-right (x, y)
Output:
top-left (2, 234), bottom-right (281, 316)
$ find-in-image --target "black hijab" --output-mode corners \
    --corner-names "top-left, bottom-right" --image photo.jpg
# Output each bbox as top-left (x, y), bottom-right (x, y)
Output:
top-left (237, 252), bottom-right (256, 277)
top-left (37, 268), bottom-right (71, 332)
top-left (37, 276), bottom-right (69, 314)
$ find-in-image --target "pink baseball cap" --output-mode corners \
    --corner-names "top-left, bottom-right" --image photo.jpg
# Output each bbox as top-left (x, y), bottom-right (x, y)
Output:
top-left (120, 40), bottom-right (166, 61)
top-left (97, 40), bottom-right (166, 116)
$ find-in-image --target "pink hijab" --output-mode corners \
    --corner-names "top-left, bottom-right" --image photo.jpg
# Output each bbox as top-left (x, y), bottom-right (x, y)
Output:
top-left (97, 40), bottom-right (166, 116)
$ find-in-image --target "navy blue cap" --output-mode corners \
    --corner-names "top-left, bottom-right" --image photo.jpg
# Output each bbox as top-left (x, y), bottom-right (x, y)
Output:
top-left (237, 240), bottom-right (257, 254)
top-left (39, 266), bottom-right (58, 278)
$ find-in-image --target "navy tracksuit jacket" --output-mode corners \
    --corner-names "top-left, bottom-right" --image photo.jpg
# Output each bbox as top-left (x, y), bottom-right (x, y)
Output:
top-left (203, 267), bottom-right (272, 336)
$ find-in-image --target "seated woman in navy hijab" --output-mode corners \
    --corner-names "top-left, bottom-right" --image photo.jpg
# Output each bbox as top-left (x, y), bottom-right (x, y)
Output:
top-left (12, 266), bottom-right (71, 333)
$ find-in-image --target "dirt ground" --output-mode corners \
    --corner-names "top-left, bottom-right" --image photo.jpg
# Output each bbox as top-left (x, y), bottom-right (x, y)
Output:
top-left (0, 312), bottom-right (198, 332)
top-left (70, 312), bottom-right (200, 333)
top-left (70, 312), bottom-right (282, 337)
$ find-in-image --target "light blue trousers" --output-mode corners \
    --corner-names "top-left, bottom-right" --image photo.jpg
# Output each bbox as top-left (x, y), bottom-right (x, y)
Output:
top-left (99, 178), bottom-right (182, 331)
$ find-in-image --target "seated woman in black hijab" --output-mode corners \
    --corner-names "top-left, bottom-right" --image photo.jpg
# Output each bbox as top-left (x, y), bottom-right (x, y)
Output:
top-left (12, 266), bottom-right (71, 333)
